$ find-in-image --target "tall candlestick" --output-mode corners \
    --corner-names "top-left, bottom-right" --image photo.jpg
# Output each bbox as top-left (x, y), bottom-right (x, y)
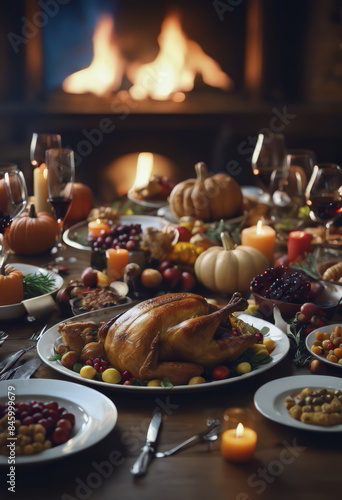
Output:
top-left (241, 220), bottom-right (276, 262)
top-left (33, 163), bottom-right (52, 213)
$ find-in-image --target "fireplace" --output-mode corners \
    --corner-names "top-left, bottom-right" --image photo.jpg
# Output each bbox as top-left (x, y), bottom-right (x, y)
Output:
top-left (1, 0), bottom-right (342, 200)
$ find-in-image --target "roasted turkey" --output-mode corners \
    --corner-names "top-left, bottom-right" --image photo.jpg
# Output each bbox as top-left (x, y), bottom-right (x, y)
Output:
top-left (99, 292), bottom-right (258, 385)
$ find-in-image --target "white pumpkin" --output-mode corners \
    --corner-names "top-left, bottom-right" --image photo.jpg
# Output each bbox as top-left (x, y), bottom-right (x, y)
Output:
top-left (195, 232), bottom-right (269, 293)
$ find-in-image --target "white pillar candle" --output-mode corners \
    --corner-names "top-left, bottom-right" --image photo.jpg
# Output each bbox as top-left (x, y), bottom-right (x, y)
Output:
top-left (33, 163), bottom-right (52, 213)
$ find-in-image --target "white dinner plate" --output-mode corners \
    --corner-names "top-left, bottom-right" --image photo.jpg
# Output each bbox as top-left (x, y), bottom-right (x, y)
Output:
top-left (254, 375), bottom-right (342, 432)
top-left (0, 264), bottom-right (63, 321)
top-left (306, 324), bottom-right (342, 369)
top-left (63, 215), bottom-right (167, 251)
top-left (0, 379), bottom-right (117, 465)
top-left (37, 305), bottom-right (290, 392)
top-left (127, 190), bottom-right (169, 208)
top-left (157, 204), bottom-right (248, 226)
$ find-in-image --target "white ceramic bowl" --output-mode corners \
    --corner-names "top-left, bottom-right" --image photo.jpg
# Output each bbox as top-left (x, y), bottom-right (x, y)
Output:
top-left (0, 263), bottom-right (63, 321)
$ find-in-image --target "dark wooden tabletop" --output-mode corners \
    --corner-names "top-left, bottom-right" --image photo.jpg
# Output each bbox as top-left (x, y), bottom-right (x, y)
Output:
top-left (1, 248), bottom-right (342, 500)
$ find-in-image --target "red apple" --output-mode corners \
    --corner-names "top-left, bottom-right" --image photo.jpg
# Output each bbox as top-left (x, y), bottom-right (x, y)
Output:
top-left (81, 267), bottom-right (98, 287)
top-left (159, 261), bottom-right (173, 273)
top-left (163, 266), bottom-right (181, 289)
top-left (181, 272), bottom-right (196, 291)
top-left (176, 226), bottom-right (192, 242)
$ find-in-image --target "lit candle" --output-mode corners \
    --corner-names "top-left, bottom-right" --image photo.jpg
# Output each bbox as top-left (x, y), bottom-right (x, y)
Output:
top-left (33, 163), bottom-right (52, 213)
top-left (221, 423), bottom-right (257, 463)
top-left (106, 248), bottom-right (129, 281)
top-left (88, 219), bottom-right (109, 239)
top-left (288, 231), bottom-right (313, 263)
top-left (241, 220), bottom-right (276, 262)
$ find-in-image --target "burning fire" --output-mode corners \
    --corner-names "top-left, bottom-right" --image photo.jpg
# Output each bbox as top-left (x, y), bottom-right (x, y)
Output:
top-left (131, 153), bottom-right (154, 190)
top-left (62, 16), bottom-right (124, 96)
top-left (63, 14), bottom-right (232, 100)
top-left (128, 14), bottom-right (232, 100)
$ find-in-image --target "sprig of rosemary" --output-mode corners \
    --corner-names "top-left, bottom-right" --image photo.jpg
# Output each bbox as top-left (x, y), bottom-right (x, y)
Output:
top-left (24, 272), bottom-right (57, 299)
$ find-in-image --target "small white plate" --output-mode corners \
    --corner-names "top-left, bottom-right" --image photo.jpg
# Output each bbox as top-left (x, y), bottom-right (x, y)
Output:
top-left (306, 324), bottom-right (342, 369)
top-left (0, 379), bottom-right (117, 464)
top-left (0, 264), bottom-right (63, 321)
top-left (241, 186), bottom-right (265, 202)
top-left (37, 306), bottom-right (290, 392)
top-left (254, 375), bottom-right (342, 432)
top-left (127, 190), bottom-right (168, 208)
top-left (63, 215), bottom-right (167, 251)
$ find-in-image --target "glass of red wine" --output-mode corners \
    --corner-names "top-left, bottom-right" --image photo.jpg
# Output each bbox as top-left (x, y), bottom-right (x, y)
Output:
top-left (46, 149), bottom-right (75, 261)
top-left (0, 162), bottom-right (28, 268)
top-left (30, 133), bottom-right (62, 167)
top-left (305, 163), bottom-right (342, 242)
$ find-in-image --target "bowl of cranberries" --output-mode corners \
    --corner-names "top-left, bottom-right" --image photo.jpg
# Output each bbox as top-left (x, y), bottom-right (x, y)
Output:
top-left (250, 266), bottom-right (342, 318)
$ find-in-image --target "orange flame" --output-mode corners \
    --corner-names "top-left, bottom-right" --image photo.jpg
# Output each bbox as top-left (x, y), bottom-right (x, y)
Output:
top-left (128, 14), bottom-right (232, 100)
top-left (62, 16), bottom-right (124, 96)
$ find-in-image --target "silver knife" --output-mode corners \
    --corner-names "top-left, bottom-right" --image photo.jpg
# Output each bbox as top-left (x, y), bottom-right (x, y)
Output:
top-left (130, 410), bottom-right (162, 476)
top-left (11, 358), bottom-right (42, 379)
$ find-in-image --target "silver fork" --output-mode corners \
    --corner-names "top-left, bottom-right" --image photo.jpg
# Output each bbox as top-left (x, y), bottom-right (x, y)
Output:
top-left (155, 419), bottom-right (221, 458)
top-left (0, 324), bottom-right (48, 344)
top-left (0, 324), bottom-right (48, 376)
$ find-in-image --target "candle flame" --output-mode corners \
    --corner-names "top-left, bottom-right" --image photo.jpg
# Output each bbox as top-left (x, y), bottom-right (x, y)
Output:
top-left (132, 153), bottom-right (154, 190)
top-left (236, 423), bottom-right (244, 438)
top-left (256, 220), bottom-right (263, 235)
top-left (96, 218), bottom-right (101, 224)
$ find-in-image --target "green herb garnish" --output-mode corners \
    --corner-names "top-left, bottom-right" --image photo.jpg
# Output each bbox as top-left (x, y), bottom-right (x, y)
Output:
top-left (161, 378), bottom-right (173, 388)
top-left (48, 354), bottom-right (63, 361)
top-left (24, 272), bottom-right (57, 299)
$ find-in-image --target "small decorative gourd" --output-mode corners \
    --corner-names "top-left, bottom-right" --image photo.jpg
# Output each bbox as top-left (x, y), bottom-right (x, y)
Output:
top-left (169, 162), bottom-right (243, 221)
top-left (0, 265), bottom-right (24, 306)
top-left (6, 204), bottom-right (57, 255)
top-left (195, 232), bottom-right (269, 293)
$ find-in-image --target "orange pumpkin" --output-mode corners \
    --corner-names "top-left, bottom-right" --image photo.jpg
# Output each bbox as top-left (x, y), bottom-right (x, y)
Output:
top-left (0, 266), bottom-right (24, 305)
top-left (64, 183), bottom-right (93, 228)
top-left (6, 204), bottom-right (57, 255)
top-left (169, 162), bottom-right (243, 221)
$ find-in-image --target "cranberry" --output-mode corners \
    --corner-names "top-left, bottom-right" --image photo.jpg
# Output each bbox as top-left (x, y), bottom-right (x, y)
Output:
top-left (42, 408), bottom-right (49, 417)
top-left (255, 333), bottom-right (263, 342)
top-left (93, 358), bottom-right (101, 364)
top-left (32, 403), bottom-right (44, 412)
top-left (56, 418), bottom-right (72, 432)
top-left (32, 412), bottom-right (43, 423)
top-left (52, 427), bottom-right (69, 445)
top-left (122, 370), bottom-right (133, 381)
top-left (101, 360), bottom-right (109, 367)
top-left (328, 343), bottom-right (335, 350)
top-left (19, 411), bottom-right (29, 420)
top-left (37, 418), bottom-right (49, 430)
top-left (58, 407), bottom-right (66, 415)
top-left (232, 329), bottom-right (240, 337)
top-left (46, 417), bottom-right (55, 430)
top-left (22, 416), bottom-right (33, 426)
top-left (124, 380), bottom-right (132, 386)
top-left (18, 403), bottom-right (30, 413)
top-left (212, 366), bottom-right (230, 381)
top-left (126, 240), bottom-right (136, 251)
top-left (85, 359), bottom-right (93, 366)
top-left (45, 401), bottom-right (58, 411)
top-left (61, 412), bottom-right (75, 427)
top-left (48, 409), bottom-right (59, 422)
top-left (94, 363), bottom-right (100, 371)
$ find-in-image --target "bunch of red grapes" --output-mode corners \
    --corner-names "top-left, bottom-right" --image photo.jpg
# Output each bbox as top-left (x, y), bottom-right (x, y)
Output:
top-left (91, 224), bottom-right (142, 251)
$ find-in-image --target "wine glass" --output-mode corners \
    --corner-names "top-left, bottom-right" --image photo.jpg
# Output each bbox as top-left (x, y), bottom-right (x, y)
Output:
top-left (251, 132), bottom-right (286, 197)
top-left (285, 150), bottom-right (316, 197)
top-left (305, 163), bottom-right (342, 242)
top-left (46, 149), bottom-right (75, 261)
top-left (0, 162), bottom-right (28, 268)
top-left (30, 133), bottom-right (62, 167)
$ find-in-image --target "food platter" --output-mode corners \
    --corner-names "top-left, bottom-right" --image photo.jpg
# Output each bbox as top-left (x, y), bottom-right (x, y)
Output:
top-left (306, 324), bottom-right (342, 369)
top-left (63, 215), bottom-right (167, 251)
top-left (157, 204), bottom-right (248, 226)
top-left (127, 190), bottom-right (169, 208)
top-left (0, 379), bottom-right (117, 464)
top-left (254, 375), bottom-right (342, 432)
top-left (0, 264), bottom-right (64, 322)
top-left (37, 304), bottom-right (290, 393)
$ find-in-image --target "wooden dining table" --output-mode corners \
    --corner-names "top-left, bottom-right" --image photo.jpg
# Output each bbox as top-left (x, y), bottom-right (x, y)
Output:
top-left (1, 246), bottom-right (342, 500)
